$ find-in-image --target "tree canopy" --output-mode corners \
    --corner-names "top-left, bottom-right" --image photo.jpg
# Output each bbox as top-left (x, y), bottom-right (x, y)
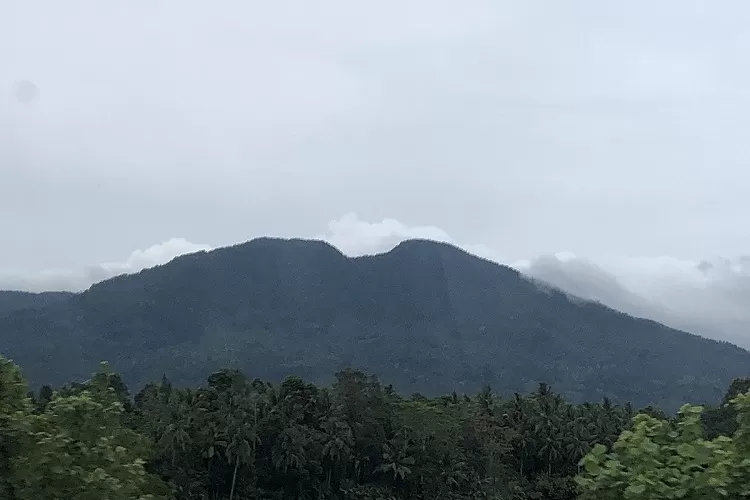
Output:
top-left (577, 391), bottom-right (750, 499)
top-left (4, 351), bottom-right (750, 499)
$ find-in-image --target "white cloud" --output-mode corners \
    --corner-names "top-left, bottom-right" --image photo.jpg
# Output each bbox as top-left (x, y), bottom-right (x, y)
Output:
top-left (520, 253), bottom-right (750, 348)
top-left (316, 212), bottom-right (506, 263)
top-left (317, 212), bottom-right (452, 255)
top-left (98, 238), bottom-right (212, 275)
top-left (0, 238), bottom-right (210, 292)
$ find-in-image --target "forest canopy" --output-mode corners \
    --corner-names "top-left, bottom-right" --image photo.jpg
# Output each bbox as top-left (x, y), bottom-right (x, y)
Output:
top-left (2, 353), bottom-right (750, 500)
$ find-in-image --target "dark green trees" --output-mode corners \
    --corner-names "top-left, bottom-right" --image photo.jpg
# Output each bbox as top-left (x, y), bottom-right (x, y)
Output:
top-left (11, 350), bottom-right (750, 500)
top-left (0, 356), bottom-right (29, 499)
top-left (124, 367), bottom-right (632, 500)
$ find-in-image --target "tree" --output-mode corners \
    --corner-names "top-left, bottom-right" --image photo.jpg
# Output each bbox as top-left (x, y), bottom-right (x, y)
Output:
top-left (159, 416), bottom-right (192, 468)
top-left (577, 390), bottom-right (750, 499)
top-left (321, 416), bottom-right (353, 489)
top-left (377, 431), bottom-right (415, 482)
top-left (1, 354), bottom-right (687, 500)
top-left (0, 356), bottom-right (31, 500)
top-left (5, 361), bottom-right (169, 500)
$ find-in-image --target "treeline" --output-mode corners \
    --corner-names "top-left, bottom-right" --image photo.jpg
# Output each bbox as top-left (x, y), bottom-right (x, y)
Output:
top-left (0, 354), bottom-right (748, 499)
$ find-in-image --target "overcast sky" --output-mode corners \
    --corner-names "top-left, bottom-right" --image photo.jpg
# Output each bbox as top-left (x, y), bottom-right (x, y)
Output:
top-left (3, 2), bottom-right (750, 342)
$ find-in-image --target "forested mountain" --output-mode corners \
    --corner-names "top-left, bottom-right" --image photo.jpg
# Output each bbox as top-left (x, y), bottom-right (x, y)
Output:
top-left (0, 290), bottom-right (74, 316)
top-left (1, 237), bottom-right (749, 411)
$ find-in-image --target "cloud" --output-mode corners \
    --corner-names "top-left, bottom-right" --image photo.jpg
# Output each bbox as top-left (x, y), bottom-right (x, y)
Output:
top-left (316, 212), bottom-right (506, 263)
top-left (97, 238), bottom-right (212, 276)
top-left (518, 254), bottom-right (750, 348)
top-left (513, 254), bottom-right (664, 318)
top-left (0, 238), bottom-right (211, 292)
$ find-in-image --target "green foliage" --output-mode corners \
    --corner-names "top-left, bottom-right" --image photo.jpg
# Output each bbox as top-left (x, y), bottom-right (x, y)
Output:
top-left (0, 356), bottom-right (31, 499)
top-left (0, 356), bottom-right (169, 500)
top-left (12, 392), bottom-right (168, 500)
top-left (577, 390), bottom-right (750, 499)
top-left (700, 378), bottom-right (750, 439)
top-left (2, 238), bottom-right (749, 412)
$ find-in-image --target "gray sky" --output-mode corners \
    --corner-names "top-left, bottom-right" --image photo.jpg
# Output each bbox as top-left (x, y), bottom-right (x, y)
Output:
top-left (3, 1), bottom-right (750, 342)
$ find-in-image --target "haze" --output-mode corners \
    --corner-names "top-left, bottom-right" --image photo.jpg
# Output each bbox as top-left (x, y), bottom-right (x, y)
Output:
top-left (2, 1), bottom-right (750, 344)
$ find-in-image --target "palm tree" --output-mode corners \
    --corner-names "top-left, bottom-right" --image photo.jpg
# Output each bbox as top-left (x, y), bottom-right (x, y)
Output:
top-left (437, 453), bottom-right (469, 497)
top-left (563, 406), bottom-right (590, 473)
top-left (225, 430), bottom-right (254, 500)
top-left (377, 441), bottom-right (415, 482)
top-left (377, 429), bottom-right (416, 484)
top-left (506, 393), bottom-right (531, 476)
top-left (535, 396), bottom-right (564, 475)
top-left (321, 417), bottom-right (353, 489)
top-left (213, 386), bottom-right (264, 500)
top-left (159, 413), bottom-right (192, 467)
top-left (273, 425), bottom-right (307, 474)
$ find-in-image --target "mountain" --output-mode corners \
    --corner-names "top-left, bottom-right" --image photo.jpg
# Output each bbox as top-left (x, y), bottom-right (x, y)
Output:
top-left (0, 290), bottom-right (74, 317)
top-left (1, 238), bottom-right (749, 410)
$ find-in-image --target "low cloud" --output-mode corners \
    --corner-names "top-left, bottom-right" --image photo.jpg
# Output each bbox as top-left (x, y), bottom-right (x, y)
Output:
top-left (317, 213), bottom-right (454, 256)
top-left (0, 238), bottom-right (211, 292)
top-left (3, 215), bottom-right (750, 348)
top-left (512, 254), bottom-right (663, 319)
top-left (316, 212), bottom-right (506, 263)
top-left (528, 254), bottom-right (750, 347)
top-left (97, 238), bottom-right (212, 276)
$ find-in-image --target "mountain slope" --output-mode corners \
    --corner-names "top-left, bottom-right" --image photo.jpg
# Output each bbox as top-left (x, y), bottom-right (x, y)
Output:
top-left (1, 238), bottom-right (748, 410)
top-left (0, 290), bottom-right (74, 316)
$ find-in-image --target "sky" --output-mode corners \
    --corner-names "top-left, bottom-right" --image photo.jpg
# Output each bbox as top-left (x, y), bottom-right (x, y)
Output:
top-left (2, 2), bottom-right (750, 343)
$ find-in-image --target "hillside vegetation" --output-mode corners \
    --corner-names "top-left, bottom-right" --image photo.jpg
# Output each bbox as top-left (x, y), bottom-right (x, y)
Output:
top-left (0, 290), bottom-right (73, 316)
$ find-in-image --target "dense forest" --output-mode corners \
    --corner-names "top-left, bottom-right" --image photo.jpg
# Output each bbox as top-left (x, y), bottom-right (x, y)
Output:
top-left (0, 290), bottom-right (73, 316)
top-left (3, 354), bottom-right (750, 500)
top-left (2, 238), bottom-right (750, 411)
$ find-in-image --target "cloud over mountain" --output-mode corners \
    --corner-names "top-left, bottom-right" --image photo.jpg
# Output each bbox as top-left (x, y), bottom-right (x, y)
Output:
top-left (0, 238), bottom-right (211, 292)
top-left (316, 212), bottom-right (506, 264)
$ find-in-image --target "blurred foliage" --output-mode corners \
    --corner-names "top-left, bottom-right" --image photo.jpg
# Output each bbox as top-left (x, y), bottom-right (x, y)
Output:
top-left (577, 387), bottom-right (750, 499)
top-left (0, 357), bottom-right (169, 500)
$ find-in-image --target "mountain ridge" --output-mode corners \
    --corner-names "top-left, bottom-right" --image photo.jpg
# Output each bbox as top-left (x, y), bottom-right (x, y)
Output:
top-left (0, 290), bottom-right (75, 316)
top-left (1, 237), bottom-right (748, 411)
